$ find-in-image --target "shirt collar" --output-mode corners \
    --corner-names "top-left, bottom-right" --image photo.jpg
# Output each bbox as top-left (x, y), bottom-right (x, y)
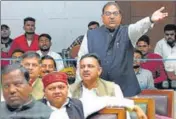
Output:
top-left (164, 38), bottom-right (176, 47)
top-left (81, 81), bottom-right (98, 91)
top-left (135, 68), bottom-right (142, 75)
top-left (46, 98), bottom-right (70, 111)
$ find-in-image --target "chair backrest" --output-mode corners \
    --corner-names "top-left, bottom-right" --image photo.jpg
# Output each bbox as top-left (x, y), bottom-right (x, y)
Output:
top-left (87, 98), bottom-right (155, 119)
top-left (87, 107), bottom-right (126, 119)
top-left (130, 98), bottom-right (155, 119)
top-left (70, 45), bottom-right (80, 59)
top-left (139, 89), bottom-right (174, 118)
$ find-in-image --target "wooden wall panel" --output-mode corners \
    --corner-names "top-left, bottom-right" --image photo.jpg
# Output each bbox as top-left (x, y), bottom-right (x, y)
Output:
top-left (131, 1), bottom-right (176, 17)
top-left (116, 1), bottom-right (131, 24)
top-left (116, 1), bottom-right (176, 51)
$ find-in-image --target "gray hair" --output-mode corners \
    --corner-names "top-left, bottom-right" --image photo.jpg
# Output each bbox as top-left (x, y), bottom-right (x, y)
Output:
top-left (2, 63), bottom-right (30, 82)
top-left (21, 51), bottom-right (41, 63)
top-left (102, 2), bottom-right (121, 14)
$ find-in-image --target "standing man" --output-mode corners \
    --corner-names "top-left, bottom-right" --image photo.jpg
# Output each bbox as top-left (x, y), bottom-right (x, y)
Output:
top-left (8, 17), bottom-right (39, 56)
top-left (36, 33), bottom-right (64, 71)
top-left (136, 35), bottom-right (167, 89)
top-left (154, 24), bottom-right (176, 59)
top-left (1, 24), bottom-right (13, 53)
top-left (77, 2), bottom-right (168, 97)
top-left (1, 64), bottom-right (52, 119)
top-left (1, 24), bottom-right (13, 67)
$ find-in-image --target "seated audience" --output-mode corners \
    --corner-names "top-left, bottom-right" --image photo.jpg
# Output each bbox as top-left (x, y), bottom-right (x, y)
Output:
top-left (8, 17), bottom-right (39, 56)
top-left (136, 35), bottom-right (167, 89)
top-left (154, 24), bottom-right (176, 59)
top-left (1, 64), bottom-right (52, 119)
top-left (21, 51), bottom-right (44, 100)
top-left (133, 50), bottom-right (155, 90)
top-left (36, 33), bottom-right (64, 71)
top-left (41, 71), bottom-right (146, 119)
top-left (154, 24), bottom-right (176, 90)
top-left (40, 55), bottom-right (57, 78)
top-left (11, 49), bottom-right (24, 64)
top-left (164, 52), bottom-right (176, 90)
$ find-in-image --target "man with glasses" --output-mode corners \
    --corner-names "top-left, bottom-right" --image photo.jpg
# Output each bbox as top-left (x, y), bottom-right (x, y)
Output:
top-left (21, 51), bottom-right (44, 100)
top-left (136, 35), bottom-right (167, 89)
top-left (77, 2), bottom-right (168, 97)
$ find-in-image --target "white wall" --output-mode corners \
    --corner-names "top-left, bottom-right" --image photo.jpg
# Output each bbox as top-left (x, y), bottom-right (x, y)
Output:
top-left (1, 1), bottom-right (108, 52)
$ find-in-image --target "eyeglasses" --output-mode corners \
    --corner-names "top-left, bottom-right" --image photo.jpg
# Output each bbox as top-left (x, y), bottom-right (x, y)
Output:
top-left (104, 11), bottom-right (120, 16)
top-left (137, 45), bottom-right (148, 48)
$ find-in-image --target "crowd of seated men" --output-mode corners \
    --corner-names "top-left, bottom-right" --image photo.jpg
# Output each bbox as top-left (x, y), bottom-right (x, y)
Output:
top-left (1, 1), bottom-right (176, 119)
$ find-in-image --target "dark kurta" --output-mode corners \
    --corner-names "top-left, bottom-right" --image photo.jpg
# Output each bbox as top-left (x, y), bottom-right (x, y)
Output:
top-left (0, 99), bottom-right (52, 119)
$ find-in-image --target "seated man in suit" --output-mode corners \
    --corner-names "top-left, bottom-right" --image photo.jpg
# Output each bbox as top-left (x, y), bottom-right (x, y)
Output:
top-left (41, 71), bottom-right (147, 119)
top-left (1, 63), bottom-right (52, 119)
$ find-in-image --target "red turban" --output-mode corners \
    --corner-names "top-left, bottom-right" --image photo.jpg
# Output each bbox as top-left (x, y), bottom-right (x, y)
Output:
top-left (42, 72), bottom-right (68, 89)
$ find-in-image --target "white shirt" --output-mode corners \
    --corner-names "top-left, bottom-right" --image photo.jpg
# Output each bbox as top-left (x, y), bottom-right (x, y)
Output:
top-left (76, 17), bottom-right (154, 82)
top-left (27, 40), bottom-right (32, 46)
top-left (49, 95), bottom-right (133, 119)
top-left (48, 98), bottom-right (70, 119)
top-left (81, 84), bottom-right (132, 119)
top-left (49, 83), bottom-right (134, 119)
top-left (164, 54), bottom-right (176, 75)
top-left (36, 50), bottom-right (65, 71)
top-left (154, 38), bottom-right (176, 59)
